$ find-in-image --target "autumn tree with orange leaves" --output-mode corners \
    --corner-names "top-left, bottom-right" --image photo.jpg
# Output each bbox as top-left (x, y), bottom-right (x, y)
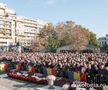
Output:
top-left (31, 21), bottom-right (98, 52)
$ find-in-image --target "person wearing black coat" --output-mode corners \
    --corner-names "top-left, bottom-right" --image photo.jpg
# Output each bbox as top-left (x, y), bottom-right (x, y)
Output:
top-left (104, 64), bottom-right (108, 85)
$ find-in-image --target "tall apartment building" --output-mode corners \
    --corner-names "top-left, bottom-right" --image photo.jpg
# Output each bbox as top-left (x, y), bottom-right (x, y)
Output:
top-left (0, 3), bottom-right (47, 51)
top-left (98, 34), bottom-right (108, 47)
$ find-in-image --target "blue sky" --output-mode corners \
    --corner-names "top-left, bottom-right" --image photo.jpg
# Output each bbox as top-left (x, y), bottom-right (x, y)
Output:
top-left (0, 0), bottom-right (108, 37)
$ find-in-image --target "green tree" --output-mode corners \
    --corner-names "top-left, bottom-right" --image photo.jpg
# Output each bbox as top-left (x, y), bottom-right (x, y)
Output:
top-left (89, 32), bottom-right (99, 46)
top-left (60, 32), bottom-right (71, 47)
top-left (45, 31), bottom-right (60, 52)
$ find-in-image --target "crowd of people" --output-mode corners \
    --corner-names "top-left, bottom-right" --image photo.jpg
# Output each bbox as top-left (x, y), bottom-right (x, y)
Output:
top-left (0, 52), bottom-right (108, 85)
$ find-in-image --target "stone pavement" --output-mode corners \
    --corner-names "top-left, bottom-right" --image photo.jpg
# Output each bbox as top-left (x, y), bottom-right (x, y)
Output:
top-left (0, 85), bottom-right (11, 90)
top-left (0, 74), bottom-right (63, 90)
top-left (36, 85), bottom-right (62, 90)
top-left (0, 74), bottom-right (45, 90)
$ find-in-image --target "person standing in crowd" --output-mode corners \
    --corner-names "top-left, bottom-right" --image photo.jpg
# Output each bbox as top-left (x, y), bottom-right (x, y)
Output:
top-left (98, 64), bottom-right (106, 84)
top-left (104, 63), bottom-right (108, 85)
top-left (0, 52), bottom-right (108, 86)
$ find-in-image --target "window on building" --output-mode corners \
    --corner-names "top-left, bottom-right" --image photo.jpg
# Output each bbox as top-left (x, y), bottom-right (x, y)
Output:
top-left (0, 42), bottom-right (7, 44)
top-left (105, 41), bottom-right (107, 45)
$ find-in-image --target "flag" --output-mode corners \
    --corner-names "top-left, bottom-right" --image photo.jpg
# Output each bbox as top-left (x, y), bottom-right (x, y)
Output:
top-left (80, 73), bottom-right (86, 82)
top-left (68, 71), bottom-right (73, 80)
top-left (51, 68), bottom-right (57, 76)
top-left (43, 67), bottom-right (47, 76)
top-left (0, 64), bottom-right (5, 71)
top-left (16, 64), bottom-right (21, 71)
top-left (73, 71), bottom-right (80, 80)
top-left (31, 66), bottom-right (35, 73)
top-left (47, 68), bottom-right (52, 75)
top-left (28, 66), bottom-right (32, 72)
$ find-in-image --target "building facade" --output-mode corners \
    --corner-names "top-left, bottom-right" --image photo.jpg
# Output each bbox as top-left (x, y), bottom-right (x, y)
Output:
top-left (98, 34), bottom-right (108, 47)
top-left (0, 3), bottom-right (47, 51)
